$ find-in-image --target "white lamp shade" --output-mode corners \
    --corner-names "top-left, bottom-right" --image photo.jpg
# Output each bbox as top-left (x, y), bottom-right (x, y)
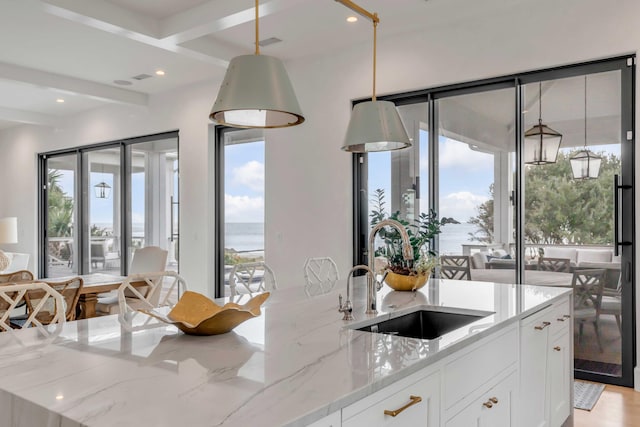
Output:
top-left (524, 122), bottom-right (562, 164)
top-left (341, 100), bottom-right (411, 152)
top-left (570, 149), bottom-right (602, 180)
top-left (210, 54), bottom-right (304, 128)
top-left (0, 217), bottom-right (17, 244)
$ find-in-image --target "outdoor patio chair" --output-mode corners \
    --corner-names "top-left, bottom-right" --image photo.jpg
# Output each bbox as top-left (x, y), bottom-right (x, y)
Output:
top-left (572, 268), bottom-right (606, 352)
top-left (303, 257), bottom-right (340, 297)
top-left (538, 257), bottom-right (572, 273)
top-left (440, 255), bottom-right (471, 280)
top-left (600, 274), bottom-right (622, 335)
top-left (229, 261), bottom-right (276, 296)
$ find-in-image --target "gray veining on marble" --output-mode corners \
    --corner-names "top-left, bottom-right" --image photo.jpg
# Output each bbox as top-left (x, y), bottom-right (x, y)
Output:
top-left (0, 278), bottom-right (570, 426)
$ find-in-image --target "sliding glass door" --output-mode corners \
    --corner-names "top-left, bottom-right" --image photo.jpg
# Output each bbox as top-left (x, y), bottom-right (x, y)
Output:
top-left (353, 56), bottom-right (635, 387)
top-left (39, 131), bottom-right (179, 278)
top-left (521, 66), bottom-right (633, 384)
top-left (43, 154), bottom-right (78, 277)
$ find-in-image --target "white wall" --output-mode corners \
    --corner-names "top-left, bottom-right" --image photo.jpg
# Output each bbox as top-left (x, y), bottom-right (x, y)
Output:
top-left (0, 81), bottom-right (215, 294)
top-left (1, 0), bottom-right (639, 382)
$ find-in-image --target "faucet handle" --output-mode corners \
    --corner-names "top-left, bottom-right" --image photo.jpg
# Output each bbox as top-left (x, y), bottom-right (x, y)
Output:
top-left (338, 294), bottom-right (354, 321)
top-left (376, 270), bottom-right (389, 291)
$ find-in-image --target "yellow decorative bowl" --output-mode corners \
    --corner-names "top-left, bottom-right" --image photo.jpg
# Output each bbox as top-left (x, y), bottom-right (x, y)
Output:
top-left (140, 291), bottom-right (269, 336)
top-left (384, 270), bottom-right (430, 291)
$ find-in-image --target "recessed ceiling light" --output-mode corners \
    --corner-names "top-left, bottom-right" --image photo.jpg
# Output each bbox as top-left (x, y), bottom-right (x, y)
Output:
top-left (56, 98), bottom-right (65, 103)
top-left (155, 70), bottom-right (165, 76)
top-left (55, 394), bottom-right (64, 400)
top-left (347, 16), bottom-right (358, 23)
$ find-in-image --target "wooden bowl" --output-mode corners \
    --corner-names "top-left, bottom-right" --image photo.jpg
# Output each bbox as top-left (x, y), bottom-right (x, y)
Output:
top-left (141, 291), bottom-right (269, 335)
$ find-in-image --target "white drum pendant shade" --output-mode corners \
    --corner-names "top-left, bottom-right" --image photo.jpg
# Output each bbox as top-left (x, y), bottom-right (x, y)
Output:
top-left (341, 101), bottom-right (411, 152)
top-left (210, 55), bottom-right (304, 129)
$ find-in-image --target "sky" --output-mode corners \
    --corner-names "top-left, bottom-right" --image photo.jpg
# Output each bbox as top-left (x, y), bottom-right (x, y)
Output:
top-left (53, 136), bottom-right (621, 231)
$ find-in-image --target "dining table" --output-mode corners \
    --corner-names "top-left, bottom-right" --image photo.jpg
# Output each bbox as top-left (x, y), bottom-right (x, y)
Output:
top-left (47, 273), bottom-right (125, 319)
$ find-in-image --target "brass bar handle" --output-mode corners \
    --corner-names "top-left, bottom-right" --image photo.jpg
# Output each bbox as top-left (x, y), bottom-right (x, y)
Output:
top-left (557, 317), bottom-right (565, 322)
top-left (489, 397), bottom-right (499, 404)
top-left (483, 401), bottom-right (494, 409)
top-left (554, 346), bottom-right (562, 351)
top-left (384, 395), bottom-right (422, 417)
top-left (563, 314), bottom-right (571, 319)
top-left (534, 321), bottom-right (551, 330)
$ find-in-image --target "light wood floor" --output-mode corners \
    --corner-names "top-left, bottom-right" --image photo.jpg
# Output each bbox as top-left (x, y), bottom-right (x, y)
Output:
top-left (573, 383), bottom-right (640, 426)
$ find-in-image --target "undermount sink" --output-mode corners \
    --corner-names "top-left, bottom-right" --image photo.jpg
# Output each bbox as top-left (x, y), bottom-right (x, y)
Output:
top-left (353, 307), bottom-right (493, 340)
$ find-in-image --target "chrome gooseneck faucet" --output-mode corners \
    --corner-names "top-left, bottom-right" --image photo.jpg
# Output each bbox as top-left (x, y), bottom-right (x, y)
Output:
top-left (366, 219), bottom-right (414, 315)
top-left (338, 264), bottom-right (372, 321)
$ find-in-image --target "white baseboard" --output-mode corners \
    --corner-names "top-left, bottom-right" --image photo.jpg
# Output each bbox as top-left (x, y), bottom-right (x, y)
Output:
top-left (635, 366), bottom-right (640, 391)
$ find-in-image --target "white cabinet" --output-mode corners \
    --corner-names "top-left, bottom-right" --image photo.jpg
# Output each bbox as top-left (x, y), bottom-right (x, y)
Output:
top-left (519, 296), bottom-right (572, 427)
top-left (519, 305), bottom-right (554, 427)
top-left (342, 371), bottom-right (440, 427)
top-left (445, 371), bottom-right (517, 427)
top-left (549, 331), bottom-right (571, 427)
top-left (307, 411), bottom-right (341, 427)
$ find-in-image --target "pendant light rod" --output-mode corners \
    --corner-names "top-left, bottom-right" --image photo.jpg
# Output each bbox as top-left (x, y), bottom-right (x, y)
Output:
top-left (583, 75), bottom-right (587, 148)
top-left (537, 81), bottom-right (542, 125)
top-left (335, 1), bottom-right (380, 100)
top-left (335, 0), bottom-right (379, 23)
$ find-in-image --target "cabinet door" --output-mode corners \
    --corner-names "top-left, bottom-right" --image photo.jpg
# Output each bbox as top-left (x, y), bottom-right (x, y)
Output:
top-left (445, 371), bottom-right (516, 427)
top-left (549, 332), bottom-right (571, 427)
top-left (519, 308), bottom-right (552, 427)
top-left (342, 372), bottom-right (439, 427)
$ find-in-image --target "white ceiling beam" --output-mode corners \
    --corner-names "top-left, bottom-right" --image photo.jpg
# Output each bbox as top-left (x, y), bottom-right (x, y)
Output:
top-left (0, 62), bottom-right (148, 106)
top-left (0, 107), bottom-right (55, 126)
top-left (160, 0), bottom-right (310, 45)
top-left (41, 0), bottom-right (230, 67)
top-left (41, 0), bottom-right (159, 37)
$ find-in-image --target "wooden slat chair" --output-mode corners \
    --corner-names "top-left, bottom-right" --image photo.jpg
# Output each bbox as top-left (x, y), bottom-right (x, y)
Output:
top-left (538, 257), bottom-right (572, 273)
top-left (0, 282), bottom-right (65, 334)
top-left (0, 270), bottom-right (34, 283)
top-left (229, 262), bottom-right (276, 296)
top-left (440, 255), bottom-right (471, 280)
top-left (31, 277), bottom-right (84, 321)
top-left (572, 269), bottom-right (606, 352)
top-left (303, 257), bottom-right (339, 297)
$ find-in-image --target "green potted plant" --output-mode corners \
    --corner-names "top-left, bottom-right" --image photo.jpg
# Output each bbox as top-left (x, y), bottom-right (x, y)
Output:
top-left (370, 189), bottom-right (450, 291)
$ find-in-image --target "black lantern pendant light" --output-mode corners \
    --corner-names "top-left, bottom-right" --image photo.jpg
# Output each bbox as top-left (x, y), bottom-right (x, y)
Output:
top-left (524, 82), bottom-right (562, 165)
top-left (570, 76), bottom-right (601, 180)
top-left (94, 162), bottom-right (111, 199)
top-left (94, 181), bottom-right (111, 199)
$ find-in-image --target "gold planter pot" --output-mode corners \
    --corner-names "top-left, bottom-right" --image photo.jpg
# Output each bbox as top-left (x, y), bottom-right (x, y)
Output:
top-left (384, 270), bottom-right (430, 292)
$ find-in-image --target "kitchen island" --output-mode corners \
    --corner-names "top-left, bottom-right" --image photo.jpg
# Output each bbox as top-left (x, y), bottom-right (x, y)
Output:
top-left (0, 278), bottom-right (572, 426)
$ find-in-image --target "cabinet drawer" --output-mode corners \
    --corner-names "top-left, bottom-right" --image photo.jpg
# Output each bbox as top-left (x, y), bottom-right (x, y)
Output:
top-left (342, 371), bottom-right (440, 426)
top-left (444, 327), bottom-right (517, 409)
top-left (549, 297), bottom-right (571, 337)
top-left (445, 370), bottom-right (516, 427)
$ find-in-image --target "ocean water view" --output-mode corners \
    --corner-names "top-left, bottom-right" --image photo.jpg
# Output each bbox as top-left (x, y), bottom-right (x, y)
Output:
top-left (224, 222), bottom-right (480, 254)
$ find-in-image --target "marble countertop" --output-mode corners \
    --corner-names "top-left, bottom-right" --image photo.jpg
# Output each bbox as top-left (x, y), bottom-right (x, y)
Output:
top-left (0, 278), bottom-right (571, 427)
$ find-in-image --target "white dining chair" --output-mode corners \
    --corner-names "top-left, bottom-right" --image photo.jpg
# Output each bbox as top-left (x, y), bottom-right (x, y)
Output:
top-left (229, 262), bottom-right (276, 296)
top-left (303, 257), bottom-right (339, 297)
top-left (0, 282), bottom-right (65, 334)
top-left (117, 271), bottom-right (187, 315)
top-left (96, 246), bottom-right (168, 315)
